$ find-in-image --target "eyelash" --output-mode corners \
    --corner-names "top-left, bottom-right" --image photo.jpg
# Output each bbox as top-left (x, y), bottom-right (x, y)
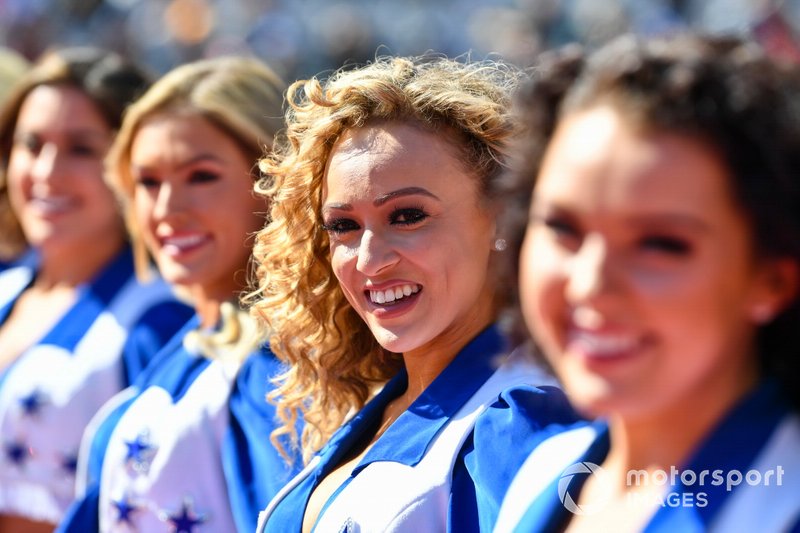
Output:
top-left (135, 176), bottom-right (159, 189)
top-left (189, 170), bottom-right (219, 184)
top-left (638, 235), bottom-right (691, 255)
top-left (322, 206), bottom-right (430, 235)
top-left (321, 218), bottom-right (359, 235)
top-left (135, 169), bottom-right (220, 189)
top-left (390, 206), bottom-right (428, 226)
top-left (541, 216), bottom-right (579, 238)
top-left (537, 215), bottom-right (691, 257)
top-left (15, 137), bottom-right (102, 158)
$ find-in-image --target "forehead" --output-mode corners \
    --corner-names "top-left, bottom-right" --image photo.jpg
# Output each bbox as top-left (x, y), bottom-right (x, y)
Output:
top-left (17, 84), bottom-right (109, 132)
top-left (323, 122), bottom-right (470, 199)
top-left (536, 107), bottom-right (737, 216)
top-left (131, 112), bottom-right (238, 161)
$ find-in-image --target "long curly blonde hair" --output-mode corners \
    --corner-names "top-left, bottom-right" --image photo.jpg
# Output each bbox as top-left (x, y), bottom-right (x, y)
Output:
top-left (248, 55), bottom-right (524, 462)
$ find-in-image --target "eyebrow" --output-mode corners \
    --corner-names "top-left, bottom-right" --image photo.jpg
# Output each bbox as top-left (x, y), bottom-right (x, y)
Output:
top-left (131, 153), bottom-right (225, 173)
top-left (14, 129), bottom-right (110, 142)
top-left (624, 213), bottom-right (711, 232)
top-left (532, 201), bottom-right (712, 232)
top-left (324, 186), bottom-right (440, 211)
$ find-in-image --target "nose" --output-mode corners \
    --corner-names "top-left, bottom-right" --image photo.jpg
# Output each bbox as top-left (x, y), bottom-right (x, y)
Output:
top-left (152, 182), bottom-right (185, 220)
top-left (565, 234), bottom-right (621, 306)
top-left (355, 229), bottom-right (399, 276)
top-left (30, 143), bottom-right (59, 184)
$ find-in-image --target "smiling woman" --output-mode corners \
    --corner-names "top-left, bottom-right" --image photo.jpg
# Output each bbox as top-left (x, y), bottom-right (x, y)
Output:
top-left (56, 56), bottom-right (299, 533)
top-left (495, 34), bottom-right (800, 532)
top-left (249, 55), bottom-right (578, 532)
top-left (0, 47), bottom-right (192, 533)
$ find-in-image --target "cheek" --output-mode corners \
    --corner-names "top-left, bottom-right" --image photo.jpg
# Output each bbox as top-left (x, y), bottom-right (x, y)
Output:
top-left (518, 236), bottom-right (561, 335)
top-left (133, 194), bottom-right (157, 241)
top-left (330, 244), bottom-right (358, 293)
top-left (88, 181), bottom-right (119, 213)
top-left (6, 157), bottom-right (29, 200)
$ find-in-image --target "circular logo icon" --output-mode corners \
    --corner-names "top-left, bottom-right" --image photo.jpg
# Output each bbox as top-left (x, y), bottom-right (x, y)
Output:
top-left (557, 461), bottom-right (610, 515)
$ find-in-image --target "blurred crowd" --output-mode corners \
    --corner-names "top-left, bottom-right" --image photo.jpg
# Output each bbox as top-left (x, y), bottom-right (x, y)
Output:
top-left (1, 0), bottom-right (799, 82)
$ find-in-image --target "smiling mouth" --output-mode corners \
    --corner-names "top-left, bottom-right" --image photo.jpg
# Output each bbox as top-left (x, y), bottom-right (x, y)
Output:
top-left (30, 196), bottom-right (75, 215)
top-left (159, 234), bottom-right (209, 256)
top-left (367, 284), bottom-right (421, 305)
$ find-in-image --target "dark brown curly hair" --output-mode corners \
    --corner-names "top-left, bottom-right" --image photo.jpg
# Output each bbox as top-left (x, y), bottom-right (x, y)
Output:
top-left (498, 33), bottom-right (800, 409)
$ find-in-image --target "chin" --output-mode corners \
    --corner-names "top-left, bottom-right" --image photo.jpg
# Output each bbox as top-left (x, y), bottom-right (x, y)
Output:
top-left (369, 325), bottom-right (425, 354)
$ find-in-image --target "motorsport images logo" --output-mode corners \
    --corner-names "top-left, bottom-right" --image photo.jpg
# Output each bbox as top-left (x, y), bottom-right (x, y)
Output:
top-left (557, 462), bottom-right (610, 515)
top-left (557, 461), bottom-right (785, 515)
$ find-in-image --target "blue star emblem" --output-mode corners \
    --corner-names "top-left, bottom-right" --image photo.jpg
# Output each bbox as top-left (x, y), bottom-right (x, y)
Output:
top-left (112, 494), bottom-right (138, 524)
top-left (124, 431), bottom-right (157, 474)
top-left (163, 499), bottom-right (206, 532)
top-left (61, 452), bottom-right (78, 473)
top-left (18, 389), bottom-right (48, 416)
top-left (4, 441), bottom-right (29, 465)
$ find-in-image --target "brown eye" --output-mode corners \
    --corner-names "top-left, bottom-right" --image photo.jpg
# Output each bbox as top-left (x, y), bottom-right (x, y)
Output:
top-left (639, 235), bottom-right (691, 255)
top-left (189, 170), bottom-right (219, 184)
top-left (322, 218), bottom-right (360, 235)
top-left (390, 207), bottom-right (427, 226)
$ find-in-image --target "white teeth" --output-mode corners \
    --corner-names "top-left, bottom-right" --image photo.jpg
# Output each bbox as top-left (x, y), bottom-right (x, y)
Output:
top-left (30, 196), bottom-right (72, 213)
top-left (369, 284), bottom-right (420, 304)
top-left (570, 331), bottom-right (638, 357)
top-left (160, 234), bottom-right (207, 256)
top-left (163, 234), bottom-right (205, 249)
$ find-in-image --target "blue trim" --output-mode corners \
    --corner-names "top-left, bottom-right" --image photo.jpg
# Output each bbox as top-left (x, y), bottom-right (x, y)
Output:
top-left (262, 324), bottom-right (508, 532)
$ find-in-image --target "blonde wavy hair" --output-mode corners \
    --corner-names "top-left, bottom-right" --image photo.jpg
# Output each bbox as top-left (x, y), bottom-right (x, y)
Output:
top-left (105, 56), bottom-right (286, 363)
top-left (248, 55), bottom-right (524, 462)
top-left (105, 55), bottom-right (285, 282)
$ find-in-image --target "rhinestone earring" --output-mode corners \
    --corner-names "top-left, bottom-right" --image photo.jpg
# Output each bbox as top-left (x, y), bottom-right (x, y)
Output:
top-left (493, 238), bottom-right (507, 252)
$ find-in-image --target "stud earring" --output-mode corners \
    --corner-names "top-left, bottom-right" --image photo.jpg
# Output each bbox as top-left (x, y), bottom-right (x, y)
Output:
top-left (493, 238), bottom-right (507, 252)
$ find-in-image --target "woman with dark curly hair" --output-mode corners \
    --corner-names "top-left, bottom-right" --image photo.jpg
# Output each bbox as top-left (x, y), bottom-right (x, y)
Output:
top-left (0, 47), bottom-right (192, 532)
top-left (250, 55), bottom-right (577, 532)
top-left (495, 34), bottom-right (800, 532)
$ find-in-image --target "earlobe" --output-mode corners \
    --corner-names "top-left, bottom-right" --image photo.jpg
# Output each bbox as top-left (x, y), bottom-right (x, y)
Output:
top-left (748, 258), bottom-right (800, 324)
top-left (749, 304), bottom-right (776, 325)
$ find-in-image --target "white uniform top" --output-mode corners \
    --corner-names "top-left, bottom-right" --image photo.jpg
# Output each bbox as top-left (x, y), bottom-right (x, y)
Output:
top-left (495, 381), bottom-right (800, 533)
top-left (257, 325), bottom-right (574, 533)
top-left (0, 252), bottom-right (189, 523)
top-left (98, 357), bottom-right (237, 532)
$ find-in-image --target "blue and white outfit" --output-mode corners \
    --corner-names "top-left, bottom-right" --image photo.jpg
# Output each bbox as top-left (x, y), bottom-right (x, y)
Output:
top-left (58, 315), bottom-right (299, 533)
top-left (256, 325), bottom-right (579, 533)
top-left (0, 247), bottom-right (192, 524)
top-left (495, 380), bottom-right (800, 533)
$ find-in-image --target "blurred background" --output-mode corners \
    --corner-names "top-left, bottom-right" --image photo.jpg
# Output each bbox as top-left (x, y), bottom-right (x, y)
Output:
top-left (1, 0), bottom-right (800, 84)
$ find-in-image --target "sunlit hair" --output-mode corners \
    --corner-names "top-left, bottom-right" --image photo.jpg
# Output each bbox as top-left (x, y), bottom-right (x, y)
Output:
top-left (105, 55), bottom-right (285, 283)
top-left (248, 54), bottom-right (524, 462)
top-left (499, 33), bottom-right (800, 409)
top-left (0, 46), bottom-right (149, 261)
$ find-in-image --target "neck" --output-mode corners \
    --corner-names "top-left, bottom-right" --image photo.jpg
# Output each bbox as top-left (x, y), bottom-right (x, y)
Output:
top-left (35, 236), bottom-right (125, 289)
top-left (401, 296), bottom-right (496, 401)
top-left (604, 367), bottom-right (758, 488)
